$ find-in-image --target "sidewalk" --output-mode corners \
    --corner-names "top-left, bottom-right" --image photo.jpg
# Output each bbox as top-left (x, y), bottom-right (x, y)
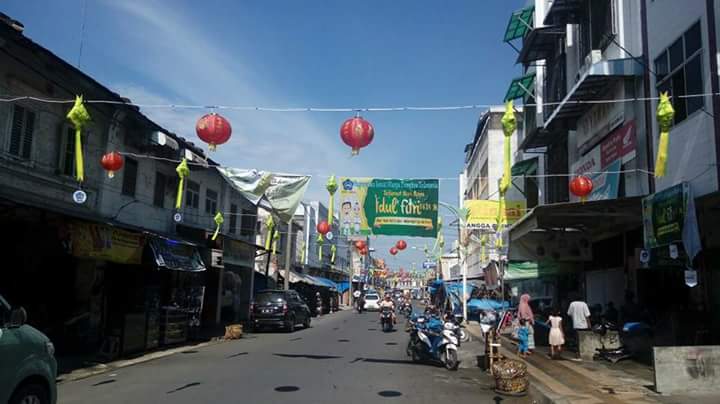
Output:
top-left (465, 323), bottom-right (720, 404)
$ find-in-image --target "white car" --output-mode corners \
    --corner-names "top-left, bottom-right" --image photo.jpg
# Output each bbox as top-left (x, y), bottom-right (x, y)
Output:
top-left (363, 294), bottom-right (380, 311)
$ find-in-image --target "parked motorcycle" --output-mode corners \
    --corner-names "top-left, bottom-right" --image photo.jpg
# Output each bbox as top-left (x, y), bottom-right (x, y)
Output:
top-left (381, 307), bottom-right (394, 332)
top-left (449, 314), bottom-right (470, 343)
top-left (408, 317), bottom-right (459, 370)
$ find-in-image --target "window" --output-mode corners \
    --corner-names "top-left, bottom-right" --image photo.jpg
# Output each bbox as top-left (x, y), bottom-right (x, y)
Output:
top-left (654, 21), bottom-right (704, 125)
top-left (578, 0), bottom-right (614, 58)
top-left (186, 181), bottom-right (200, 209)
top-left (153, 172), bottom-right (167, 208)
top-left (122, 158), bottom-right (138, 197)
top-left (205, 189), bottom-right (218, 214)
top-left (241, 208), bottom-right (256, 237)
top-left (59, 127), bottom-right (76, 176)
top-left (229, 204), bottom-right (238, 234)
top-left (8, 105), bottom-right (35, 159)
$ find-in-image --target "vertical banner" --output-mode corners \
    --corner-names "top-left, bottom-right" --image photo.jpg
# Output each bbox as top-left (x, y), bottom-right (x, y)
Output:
top-left (339, 178), bottom-right (439, 238)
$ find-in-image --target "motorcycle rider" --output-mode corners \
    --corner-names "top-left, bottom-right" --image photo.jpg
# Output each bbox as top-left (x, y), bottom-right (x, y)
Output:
top-left (353, 289), bottom-right (364, 312)
top-left (315, 292), bottom-right (323, 316)
top-left (379, 294), bottom-right (396, 324)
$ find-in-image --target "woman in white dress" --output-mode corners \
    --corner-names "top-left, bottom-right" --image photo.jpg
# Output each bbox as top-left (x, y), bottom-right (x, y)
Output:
top-left (546, 308), bottom-right (565, 359)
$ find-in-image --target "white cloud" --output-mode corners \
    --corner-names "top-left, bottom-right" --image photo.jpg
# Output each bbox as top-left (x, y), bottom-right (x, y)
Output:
top-left (101, 0), bottom-right (376, 202)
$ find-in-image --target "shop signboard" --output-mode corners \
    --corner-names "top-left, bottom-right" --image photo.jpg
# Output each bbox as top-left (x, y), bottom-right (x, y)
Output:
top-left (577, 85), bottom-right (625, 151)
top-left (464, 200), bottom-right (526, 232)
top-left (571, 155), bottom-right (621, 202)
top-left (70, 221), bottom-right (145, 264)
top-left (149, 237), bottom-right (206, 272)
top-left (600, 121), bottom-right (637, 167)
top-left (642, 183), bottom-right (702, 262)
top-left (339, 178), bottom-right (439, 238)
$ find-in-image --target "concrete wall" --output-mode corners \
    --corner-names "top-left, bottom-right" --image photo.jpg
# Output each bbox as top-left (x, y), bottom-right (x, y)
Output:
top-left (654, 345), bottom-right (720, 394)
top-left (647, 0), bottom-right (719, 197)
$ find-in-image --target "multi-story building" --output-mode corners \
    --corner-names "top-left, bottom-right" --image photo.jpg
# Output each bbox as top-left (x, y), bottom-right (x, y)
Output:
top-left (0, 15), bottom-right (260, 359)
top-left (499, 0), bottom-right (720, 344)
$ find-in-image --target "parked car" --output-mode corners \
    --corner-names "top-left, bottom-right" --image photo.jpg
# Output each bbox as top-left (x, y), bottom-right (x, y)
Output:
top-left (0, 294), bottom-right (57, 404)
top-left (250, 290), bottom-right (311, 332)
top-left (364, 293), bottom-right (380, 311)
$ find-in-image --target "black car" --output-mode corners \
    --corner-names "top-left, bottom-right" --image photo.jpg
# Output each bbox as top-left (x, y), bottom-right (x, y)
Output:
top-left (250, 290), bottom-right (311, 332)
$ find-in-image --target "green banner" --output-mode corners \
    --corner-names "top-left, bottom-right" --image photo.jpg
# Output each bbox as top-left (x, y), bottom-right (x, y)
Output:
top-left (339, 178), bottom-right (439, 238)
top-left (642, 183), bottom-right (686, 248)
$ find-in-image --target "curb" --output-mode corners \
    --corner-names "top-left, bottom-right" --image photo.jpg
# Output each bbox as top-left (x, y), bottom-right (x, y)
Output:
top-left (464, 323), bottom-right (561, 404)
top-left (57, 338), bottom-right (225, 384)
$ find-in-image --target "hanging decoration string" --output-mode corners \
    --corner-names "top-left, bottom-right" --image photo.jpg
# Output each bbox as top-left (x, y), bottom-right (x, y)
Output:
top-left (495, 101), bottom-right (516, 249)
top-left (211, 212), bottom-right (224, 241)
top-left (654, 92), bottom-right (675, 178)
top-left (3, 91), bottom-right (717, 111)
top-left (317, 234), bottom-right (324, 261)
top-left (66, 95), bottom-right (90, 183)
top-left (264, 216), bottom-right (275, 251)
top-left (175, 158), bottom-right (189, 210)
top-left (331, 244), bottom-right (337, 264)
top-left (272, 229), bottom-right (280, 255)
top-left (326, 175), bottom-right (338, 225)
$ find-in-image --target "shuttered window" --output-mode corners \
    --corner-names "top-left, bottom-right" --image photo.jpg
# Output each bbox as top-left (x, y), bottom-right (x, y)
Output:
top-left (186, 181), bottom-right (200, 209)
top-left (241, 208), bottom-right (256, 237)
top-left (60, 127), bottom-right (76, 176)
top-left (205, 189), bottom-right (218, 214)
top-left (9, 105), bottom-right (35, 159)
top-left (153, 172), bottom-right (167, 208)
top-left (122, 158), bottom-right (138, 197)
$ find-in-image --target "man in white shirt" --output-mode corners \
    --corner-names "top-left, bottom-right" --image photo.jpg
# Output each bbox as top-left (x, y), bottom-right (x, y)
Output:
top-left (567, 296), bottom-right (591, 359)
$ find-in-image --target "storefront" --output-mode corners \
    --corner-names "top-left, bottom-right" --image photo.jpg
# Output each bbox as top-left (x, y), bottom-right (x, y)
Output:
top-left (221, 238), bottom-right (261, 324)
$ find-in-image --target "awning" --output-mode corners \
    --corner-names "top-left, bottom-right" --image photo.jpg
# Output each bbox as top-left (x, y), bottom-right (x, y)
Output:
top-left (336, 281), bottom-right (350, 294)
top-left (306, 275), bottom-right (338, 290)
top-left (511, 157), bottom-right (539, 176)
top-left (516, 26), bottom-right (565, 65)
top-left (504, 5), bottom-right (535, 42)
top-left (149, 236), bottom-right (206, 272)
top-left (504, 261), bottom-right (574, 281)
top-left (509, 196), bottom-right (643, 243)
top-left (543, 0), bottom-right (585, 26)
top-left (544, 58), bottom-right (643, 129)
top-left (504, 73), bottom-right (536, 102)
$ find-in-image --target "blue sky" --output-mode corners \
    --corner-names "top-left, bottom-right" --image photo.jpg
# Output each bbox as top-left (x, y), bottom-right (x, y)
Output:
top-left (3, 0), bottom-right (526, 270)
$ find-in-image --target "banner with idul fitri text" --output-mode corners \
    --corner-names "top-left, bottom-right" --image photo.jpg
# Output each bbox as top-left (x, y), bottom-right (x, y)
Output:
top-left (339, 178), bottom-right (439, 238)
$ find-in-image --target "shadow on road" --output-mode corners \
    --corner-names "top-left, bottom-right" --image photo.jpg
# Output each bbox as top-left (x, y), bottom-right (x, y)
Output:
top-left (166, 382), bottom-right (201, 394)
top-left (352, 357), bottom-right (421, 366)
top-left (226, 352), bottom-right (248, 359)
top-left (273, 353), bottom-right (343, 360)
top-left (92, 379), bottom-right (116, 387)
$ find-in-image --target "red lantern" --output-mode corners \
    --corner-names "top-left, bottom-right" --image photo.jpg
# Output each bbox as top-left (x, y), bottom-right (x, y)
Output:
top-left (100, 151), bottom-right (124, 178)
top-left (395, 240), bottom-right (407, 251)
top-left (570, 176), bottom-right (593, 202)
top-left (196, 113), bottom-right (232, 151)
top-left (316, 220), bottom-right (330, 235)
top-left (390, 247), bottom-right (398, 256)
top-left (340, 115), bottom-right (374, 156)
top-left (354, 240), bottom-right (367, 250)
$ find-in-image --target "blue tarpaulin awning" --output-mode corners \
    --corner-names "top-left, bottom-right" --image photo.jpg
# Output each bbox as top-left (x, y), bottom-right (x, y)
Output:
top-left (305, 275), bottom-right (338, 290)
top-left (336, 281), bottom-right (350, 293)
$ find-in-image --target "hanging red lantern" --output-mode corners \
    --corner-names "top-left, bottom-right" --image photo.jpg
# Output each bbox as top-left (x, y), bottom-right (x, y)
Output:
top-left (390, 247), bottom-right (398, 256)
top-left (340, 115), bottom-right (374, 156)
top-left (570, 175), bottom-right (593, 202)
top-left (354, 240), bottom-right (367, 250)
top-left (100, 151), bottom-right (124, 178)
top-left (196, 113), bottom-right (232, 151)
top-left (316, 220), bottom-right (330, 235)
top-left (395, 240), bottom-right (407, 251)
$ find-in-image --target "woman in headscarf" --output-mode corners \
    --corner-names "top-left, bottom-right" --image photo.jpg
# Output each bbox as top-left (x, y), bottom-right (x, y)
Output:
top-left (518, 294), bottom-right (535, 354)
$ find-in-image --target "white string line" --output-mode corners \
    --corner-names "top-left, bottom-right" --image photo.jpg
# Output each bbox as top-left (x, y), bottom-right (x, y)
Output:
top-left (119, 152), bottom-right (656, 179)
top-left (0, 92), bottom-right (717, 111)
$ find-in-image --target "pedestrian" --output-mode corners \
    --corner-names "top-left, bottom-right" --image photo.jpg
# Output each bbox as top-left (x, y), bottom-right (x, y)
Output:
top-left (518, 294), bottom-right (535, 354)
top-left (517, 318), bottom-right (529, 357)
top-left (546, 308), bottom-right (565, 359)
top-left (567, 293), bottom-right (591, 360)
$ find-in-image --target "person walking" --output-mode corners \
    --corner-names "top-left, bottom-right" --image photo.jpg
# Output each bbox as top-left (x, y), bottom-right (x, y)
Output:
top-left (567, 293), bottom-right (591, 360)
top-left (518, 294), bottom-right (535, 354)
top-left (546, 308), bottom-right (565, 359)
top-left (517, 318), bottom-right (530, 357)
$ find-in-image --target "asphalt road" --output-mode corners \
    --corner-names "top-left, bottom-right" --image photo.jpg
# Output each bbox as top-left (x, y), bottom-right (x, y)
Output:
top-left (59, 308), bottom-right (534, 404)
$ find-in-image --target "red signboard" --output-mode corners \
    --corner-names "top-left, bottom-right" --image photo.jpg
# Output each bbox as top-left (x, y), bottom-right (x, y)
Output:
top-left (601, 121), bottom-right (636, 168)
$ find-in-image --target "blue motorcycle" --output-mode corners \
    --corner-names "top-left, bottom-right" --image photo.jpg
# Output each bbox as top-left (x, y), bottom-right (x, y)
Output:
top-left (407, 316), bottom-right (459, 370)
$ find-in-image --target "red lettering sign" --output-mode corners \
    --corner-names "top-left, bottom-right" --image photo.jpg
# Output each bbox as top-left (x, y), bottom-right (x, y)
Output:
top-left (601, 121), bottom-right (636, 168)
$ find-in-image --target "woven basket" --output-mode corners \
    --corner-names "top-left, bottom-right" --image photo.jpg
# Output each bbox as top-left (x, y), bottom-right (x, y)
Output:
top-left (224, 324), bottom-right (243, 340)
top-left (492, 359), bottom-right (528, 396)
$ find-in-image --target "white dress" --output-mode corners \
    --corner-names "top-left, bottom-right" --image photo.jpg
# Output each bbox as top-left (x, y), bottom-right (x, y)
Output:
top-left (549, 316), bottom-right (565, 346)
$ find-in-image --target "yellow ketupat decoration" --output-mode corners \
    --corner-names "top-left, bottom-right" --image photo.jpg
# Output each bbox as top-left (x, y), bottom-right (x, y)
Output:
top-left (272, 229), bottom-right (280, 255)
top-left (175, 159), bottom-right (190, 209)
top-left (265, 216), bottom-right (275, 250)
top-left (331, 244), bottom-right (337, 264)
top-left (655, 92), bottom-right (675, 177)
top-left (317, 234), bottom-right (324, 261)
top-left (326, 175), bottom-right (338, 225)
top-left (66, 96), bottom-right (91, 183)
top-left (211, 212), bottom-right (224, 241)
top-left (496, 101), bottom-right (516, 247)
